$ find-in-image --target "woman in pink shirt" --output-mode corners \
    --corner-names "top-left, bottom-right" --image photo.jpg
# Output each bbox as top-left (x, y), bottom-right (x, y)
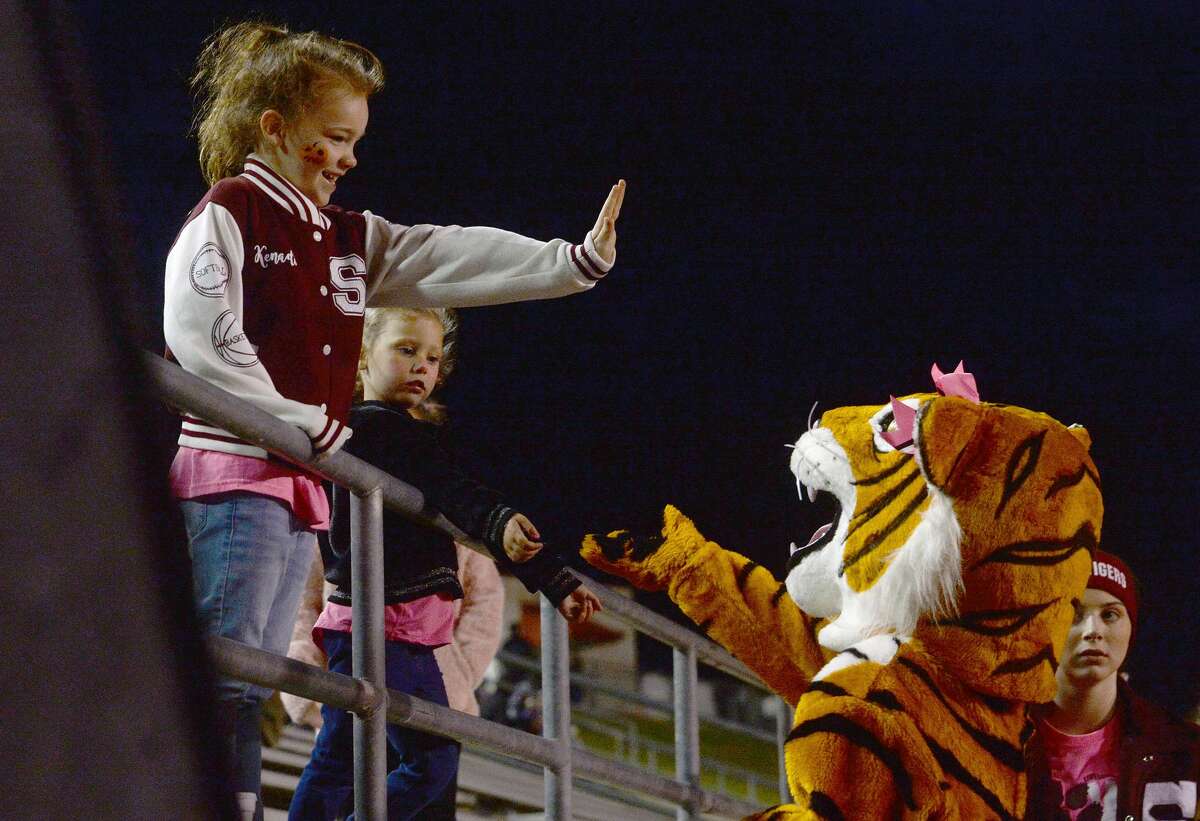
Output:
top-left (1025, 550), bottom-right (1200, 821)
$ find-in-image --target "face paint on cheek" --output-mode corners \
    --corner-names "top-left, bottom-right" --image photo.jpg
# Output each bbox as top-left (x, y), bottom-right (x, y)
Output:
top-left (300, 143), bottom-right (327, 165)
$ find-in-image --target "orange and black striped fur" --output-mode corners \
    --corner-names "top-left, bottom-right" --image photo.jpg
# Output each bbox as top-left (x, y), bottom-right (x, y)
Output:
top-left (583, 395), bottom-right (1102, 819)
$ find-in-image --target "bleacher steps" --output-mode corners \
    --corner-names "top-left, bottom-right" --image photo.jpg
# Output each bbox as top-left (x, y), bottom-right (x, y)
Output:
top-left (262, 723), bottom-right (701, 819)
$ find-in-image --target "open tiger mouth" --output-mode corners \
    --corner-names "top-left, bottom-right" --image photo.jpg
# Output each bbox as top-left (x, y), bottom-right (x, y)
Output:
top-left (787, 489), bottom-right (842, 574)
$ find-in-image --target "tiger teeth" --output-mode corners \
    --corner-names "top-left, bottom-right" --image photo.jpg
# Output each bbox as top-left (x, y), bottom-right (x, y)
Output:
top-left (795, 474), bottom-right (826, 504)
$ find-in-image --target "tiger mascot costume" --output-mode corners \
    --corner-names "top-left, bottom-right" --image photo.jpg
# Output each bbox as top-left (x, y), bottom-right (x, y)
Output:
top-left (582, 365), bottom-right (1103, 820)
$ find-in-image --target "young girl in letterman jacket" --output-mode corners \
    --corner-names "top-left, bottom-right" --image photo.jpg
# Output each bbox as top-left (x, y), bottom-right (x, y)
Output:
top-left (162, 21), bottom-right (624, 821)
top-left (288, 306), bottom-right (600, 820)
top-left (1025, 550), bottom-right (1200, 821)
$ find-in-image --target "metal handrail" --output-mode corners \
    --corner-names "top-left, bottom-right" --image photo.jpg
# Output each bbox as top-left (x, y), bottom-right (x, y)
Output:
top-left (141, 352), bottom-right (480, 552)
top-left (493, 650), bottom-right (779, 744)
top-left (141, 351), bottom-right (786, 819)
top-left (568, 715), bottom-right (779, 805)
top-left (210, 637), bottom-right (761, 816)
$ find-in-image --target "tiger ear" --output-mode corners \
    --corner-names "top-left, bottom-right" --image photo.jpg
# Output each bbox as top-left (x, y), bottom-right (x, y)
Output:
top-left (916, 396), bottom-right (985, 491)
top-left (1067, 423), bottom-right (1092, 452)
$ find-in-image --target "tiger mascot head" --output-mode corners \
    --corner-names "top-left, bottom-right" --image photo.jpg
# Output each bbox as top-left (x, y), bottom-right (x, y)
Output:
top-left (789, 363), bottom-right (1102, 702)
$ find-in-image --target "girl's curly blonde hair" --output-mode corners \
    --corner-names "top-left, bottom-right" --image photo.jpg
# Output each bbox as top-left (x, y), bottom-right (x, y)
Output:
top-left (356, 307), bottom-right (459, 425)
top-left (191, 21), bottom-right (385, 185)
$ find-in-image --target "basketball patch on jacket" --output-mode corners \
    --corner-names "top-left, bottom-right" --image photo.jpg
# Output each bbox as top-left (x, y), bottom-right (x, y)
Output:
top-left (211, 310), bottom-right (258, 368)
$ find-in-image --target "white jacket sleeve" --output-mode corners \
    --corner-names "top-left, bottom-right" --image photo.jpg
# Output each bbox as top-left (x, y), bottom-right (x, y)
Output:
top-left (362, 213), bottom-right (613, 308)
top-left (163, 202), bottom-right (350, 454)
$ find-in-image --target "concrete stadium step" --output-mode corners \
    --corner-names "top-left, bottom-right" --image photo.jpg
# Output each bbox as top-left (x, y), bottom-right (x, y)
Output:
top-left (456, 747), bottom-right (677, 820)
top-left (261, 725), bottom-right (308, 813)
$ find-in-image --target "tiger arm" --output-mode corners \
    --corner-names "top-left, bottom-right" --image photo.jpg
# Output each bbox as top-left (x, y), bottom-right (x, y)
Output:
top-left (581, 504), bottom-right (830, 703)
top-left (745, 696), bottom-right (942, 821)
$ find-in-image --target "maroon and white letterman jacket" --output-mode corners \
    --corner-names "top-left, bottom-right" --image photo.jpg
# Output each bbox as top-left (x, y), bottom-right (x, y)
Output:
top-left (164, 155), bottom-right (611, 459)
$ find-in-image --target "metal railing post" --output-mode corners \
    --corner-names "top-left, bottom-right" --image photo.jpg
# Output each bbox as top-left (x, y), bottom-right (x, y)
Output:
top-left (776, 696), bottom-right (792, 804)
top-left (351, 489), bottom-right (387, 819)
top-left (541, 596), bottom-right (571, 819)
top-left (141, 355), bottom-right (779, 819)
top-left (673, 644), bottom-right (699, 821)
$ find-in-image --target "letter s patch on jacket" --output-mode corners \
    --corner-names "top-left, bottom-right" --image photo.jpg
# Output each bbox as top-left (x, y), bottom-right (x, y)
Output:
top-left (329, 254), bottom-right (366, 316)
top-left (1143, 780), bottom-right (1196, 821)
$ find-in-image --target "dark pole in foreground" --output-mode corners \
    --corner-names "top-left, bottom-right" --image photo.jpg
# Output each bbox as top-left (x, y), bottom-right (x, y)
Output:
top-left (352, 489), bottom-right (387, 819)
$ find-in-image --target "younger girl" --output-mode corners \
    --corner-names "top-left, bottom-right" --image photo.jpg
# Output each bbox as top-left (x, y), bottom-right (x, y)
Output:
top-left (164, 21), bottom-right (623, 820)
top-left (288, 306), bottom-right (601, 820)
top-left (1025, 550), bottom-right (1200, 820)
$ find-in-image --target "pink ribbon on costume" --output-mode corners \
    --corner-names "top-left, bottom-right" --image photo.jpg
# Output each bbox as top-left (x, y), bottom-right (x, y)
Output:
top-left (879, 362), bottom-right (980, 454)
top-left (930, 360), bottom-right (980, 403)
top-left (879, 398), bottom-right (918, 452)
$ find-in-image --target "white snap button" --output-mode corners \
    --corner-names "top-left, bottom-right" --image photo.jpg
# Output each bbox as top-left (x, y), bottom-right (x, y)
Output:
top-left (320, 403), bottom-right (327, 412)
top-left (313, 231), bottom-right (322, 241)
top-left (320, 285), bottom-right (329, 296)
top-left (322, 344), bottom-right (331, 355)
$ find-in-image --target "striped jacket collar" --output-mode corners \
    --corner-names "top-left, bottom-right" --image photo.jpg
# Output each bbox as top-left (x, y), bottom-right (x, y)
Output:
top-left (240, 154), bottom-right (332, 230)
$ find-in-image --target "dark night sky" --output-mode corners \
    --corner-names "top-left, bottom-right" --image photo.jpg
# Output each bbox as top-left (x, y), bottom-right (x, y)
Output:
top-left (77, 3), bottom-right (1199, 711)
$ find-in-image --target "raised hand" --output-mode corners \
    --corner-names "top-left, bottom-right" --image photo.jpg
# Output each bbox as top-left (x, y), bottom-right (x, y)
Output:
top-left (503, 513), bottom-right (543, 563)
top-left (589, 179), bottom-right (626, 265)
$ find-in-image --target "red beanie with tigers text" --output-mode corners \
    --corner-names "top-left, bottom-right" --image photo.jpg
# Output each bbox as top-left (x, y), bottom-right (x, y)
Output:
top-left (1088, 550), bottom-right (1138, 634)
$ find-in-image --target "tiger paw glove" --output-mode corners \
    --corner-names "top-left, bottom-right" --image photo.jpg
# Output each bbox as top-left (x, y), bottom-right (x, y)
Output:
top-left (580, 504), bottom-right (711, 591)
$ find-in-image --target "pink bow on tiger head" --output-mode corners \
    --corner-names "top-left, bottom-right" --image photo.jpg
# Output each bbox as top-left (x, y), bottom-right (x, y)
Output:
top-left (930, 360), bottom-right (980, 403)
top-left (879, 361), bottom-right (980, 454)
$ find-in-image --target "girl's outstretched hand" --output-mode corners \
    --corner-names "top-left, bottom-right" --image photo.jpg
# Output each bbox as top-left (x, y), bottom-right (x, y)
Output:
top-left (590, 179), bottom-right (626, 265)
top-left (557, 586), bottom-right (603, 624)
top-left (503, 513), bottom-right (544, 563)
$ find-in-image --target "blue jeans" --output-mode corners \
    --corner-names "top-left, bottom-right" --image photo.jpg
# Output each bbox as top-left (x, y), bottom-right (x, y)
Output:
top-left (182, 491), bottom-right (317, 800)
top-left (288, 630), bottom-right (460, 821)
